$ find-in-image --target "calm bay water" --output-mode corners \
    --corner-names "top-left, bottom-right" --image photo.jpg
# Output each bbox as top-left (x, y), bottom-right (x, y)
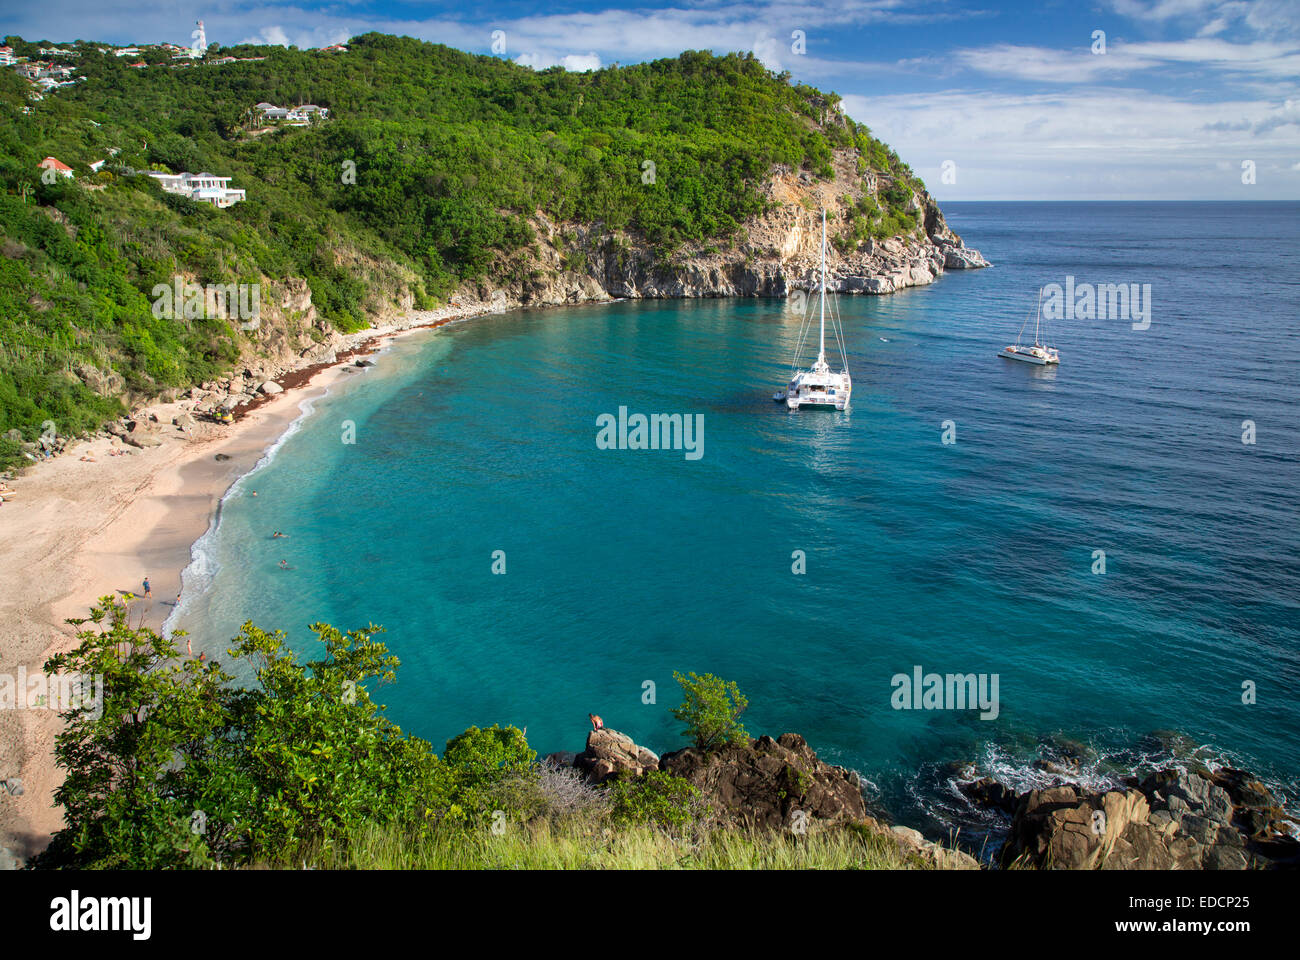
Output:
top-left (174, 202), bottom-right (1300, 842)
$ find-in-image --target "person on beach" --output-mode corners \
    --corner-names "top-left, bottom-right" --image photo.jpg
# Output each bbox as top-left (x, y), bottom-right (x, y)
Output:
top-left (187, 636), bottom-right (192, 657)
top-left (589, 713), bottom-right (604, 731)
top-left (142, 576), bottom-right (151, 598)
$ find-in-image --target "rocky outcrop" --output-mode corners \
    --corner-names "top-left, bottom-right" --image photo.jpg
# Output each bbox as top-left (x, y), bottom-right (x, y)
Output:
top-left (571, 728), bottom-right (660, 784)
top-left (660, 733), bottom-right (867, 830)
top-left (990, 767), bottom-right (1299, 870)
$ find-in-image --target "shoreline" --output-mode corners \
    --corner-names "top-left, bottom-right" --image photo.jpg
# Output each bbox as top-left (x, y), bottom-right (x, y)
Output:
top-left (0, 300), bottom-right (501, 859)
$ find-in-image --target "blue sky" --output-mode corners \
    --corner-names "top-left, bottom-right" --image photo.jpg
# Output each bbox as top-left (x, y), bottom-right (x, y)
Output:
top-left (4, 0), bottom-right (1298, 199)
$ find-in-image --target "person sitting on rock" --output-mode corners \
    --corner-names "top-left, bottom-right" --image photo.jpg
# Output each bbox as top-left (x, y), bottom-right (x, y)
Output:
top-left (588, 713), bottom-right (604, 731)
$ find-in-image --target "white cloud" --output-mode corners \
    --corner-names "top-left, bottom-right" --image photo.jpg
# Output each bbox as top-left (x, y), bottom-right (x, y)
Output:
top-left (844, 88), bottom-right (1300, 199)
top-left (954, 37), bottom-right (1300, 84)
top-left (514, 51), bottom-right (603, 72)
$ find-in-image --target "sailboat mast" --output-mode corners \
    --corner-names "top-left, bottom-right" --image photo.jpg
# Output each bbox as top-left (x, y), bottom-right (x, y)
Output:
top-left (1034, 288), bottom-right (1042, 345)
top-left (818, 210), bottom-right (826, 363)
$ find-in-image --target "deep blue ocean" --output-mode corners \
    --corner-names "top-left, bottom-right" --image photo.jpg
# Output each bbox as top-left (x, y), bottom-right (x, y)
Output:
top-left (173, 202), bottom-right (1300, 848)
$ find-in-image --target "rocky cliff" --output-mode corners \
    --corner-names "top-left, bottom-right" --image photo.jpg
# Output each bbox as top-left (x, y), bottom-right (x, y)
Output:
top-left (556, 726), bottom-right (1296, 871)
top-left (478, 147), bottom-right (987, 310)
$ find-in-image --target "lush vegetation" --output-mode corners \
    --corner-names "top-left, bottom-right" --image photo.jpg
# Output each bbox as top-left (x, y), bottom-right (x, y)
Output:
top-left (0, 34), bottom-right (925, 468)
top-left (34, 597), bottom-right (929, 870)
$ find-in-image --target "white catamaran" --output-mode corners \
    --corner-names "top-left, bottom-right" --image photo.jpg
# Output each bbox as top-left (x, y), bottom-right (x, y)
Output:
top-left (774, 210), bottom-right (852, 410)
top-left (999, 289), bottom-right (1060, 365)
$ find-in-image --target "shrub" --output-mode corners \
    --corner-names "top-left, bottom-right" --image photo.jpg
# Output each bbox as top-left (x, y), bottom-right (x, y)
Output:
top-left (608, 771), bottom-right (699, 829)
top-left (670, 670), bottom-right (749, 750)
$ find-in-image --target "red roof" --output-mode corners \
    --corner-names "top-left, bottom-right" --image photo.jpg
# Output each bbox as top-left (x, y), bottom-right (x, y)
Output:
top-left (39, 157), bottom-right (73, 172)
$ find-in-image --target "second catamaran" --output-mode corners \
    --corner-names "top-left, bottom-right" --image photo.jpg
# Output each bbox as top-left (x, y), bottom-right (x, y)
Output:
top-left (775, 209), bottom-right (852, 410)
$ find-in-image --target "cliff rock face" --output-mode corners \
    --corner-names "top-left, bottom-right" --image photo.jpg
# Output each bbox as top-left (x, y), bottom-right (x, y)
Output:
top-left (485, 149), bottom-right (988, 312)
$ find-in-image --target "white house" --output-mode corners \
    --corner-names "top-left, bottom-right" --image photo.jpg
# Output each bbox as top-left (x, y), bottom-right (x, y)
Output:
top-left (0, 47), bottom-right (15, 66)
top-left (38, 157), bottom-right (74, 179)
top-left (256, 102), bottom-right (329, 124)
top-left (147, 171), bottom-right (246, 208)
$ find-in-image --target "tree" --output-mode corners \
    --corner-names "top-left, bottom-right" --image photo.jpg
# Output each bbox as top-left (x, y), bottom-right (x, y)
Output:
top-left (670, 671), bottom-right (749, 751)
top-left (37, 596), bottom-right (231, 868)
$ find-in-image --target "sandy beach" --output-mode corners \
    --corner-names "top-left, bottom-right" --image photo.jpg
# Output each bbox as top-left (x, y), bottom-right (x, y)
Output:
top-left (0, 304), bottom-right (498, 861)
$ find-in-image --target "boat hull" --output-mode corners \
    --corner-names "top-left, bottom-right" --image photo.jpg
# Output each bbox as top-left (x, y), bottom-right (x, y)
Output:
top-left (786, 395), bottom-right (849, 411)
top-left (999, 348), bottom-right (1057, 365)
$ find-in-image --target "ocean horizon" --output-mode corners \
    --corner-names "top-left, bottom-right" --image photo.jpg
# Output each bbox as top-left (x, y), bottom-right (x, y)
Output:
top-left (171, 200), bottom-right (1300, 852)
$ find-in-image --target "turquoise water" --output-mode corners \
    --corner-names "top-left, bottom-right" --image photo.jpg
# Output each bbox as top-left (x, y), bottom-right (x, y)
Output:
top-left (174, 202), bottom-right (1300, 842)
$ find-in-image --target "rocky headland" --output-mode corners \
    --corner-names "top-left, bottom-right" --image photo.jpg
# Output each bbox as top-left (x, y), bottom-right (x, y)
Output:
top-left (557, 727), bottom-right (1297, 871)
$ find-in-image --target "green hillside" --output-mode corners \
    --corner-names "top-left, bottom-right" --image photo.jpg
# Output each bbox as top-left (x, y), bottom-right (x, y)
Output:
top-left (0, 33), bottom-right (925, 468)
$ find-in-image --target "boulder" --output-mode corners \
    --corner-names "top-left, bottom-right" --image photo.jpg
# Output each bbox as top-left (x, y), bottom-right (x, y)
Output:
top-left (883, 822), bottom-right (980, 870)
top-left (259, 381), bottom-right (283, 395)
top-left (941, 244), bottom-right (991, 269)
top-left (960, 777), bottom-right (1017, 814)
top-left (574, 728), bottom-right (657, 784)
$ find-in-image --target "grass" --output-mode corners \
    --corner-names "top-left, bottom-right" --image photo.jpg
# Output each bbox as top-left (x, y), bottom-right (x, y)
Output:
top-left (297, 819), bottom-right (931, 870)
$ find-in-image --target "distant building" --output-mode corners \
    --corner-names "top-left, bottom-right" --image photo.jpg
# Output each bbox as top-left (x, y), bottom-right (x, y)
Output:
top-left (255, 103), bottom-right (290, 120)
top-left (38, 157), bottom-right (74, 179)
top-left (113, 47), bottom-right (141, 58)
top-left (320, 43), bottom-right (348, 53)
top-left (0, 47), bottom-right (15, 66)
top-left (287, 104), bottom-right (328, 123)
top-left (146, 171), bottom-right (246, 208)
top-left (255, 102), bottom-right (329, 124)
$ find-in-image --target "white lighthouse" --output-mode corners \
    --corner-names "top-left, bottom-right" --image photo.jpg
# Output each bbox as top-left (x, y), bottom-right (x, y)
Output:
top-left (190, 19), bottom-right (207, 58)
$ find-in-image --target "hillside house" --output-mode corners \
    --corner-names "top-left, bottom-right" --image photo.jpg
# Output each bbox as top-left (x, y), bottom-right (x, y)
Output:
top-left (255, 102), bottom-right (329, 124)
top-left (255, 102), bottom-right (289, 120)
top-left (38, 157), bottom-right (74, 179)
top-left (0, 47), bottom-right (14, 66)
top-left (286, 104), bottom-right (328, 124)
top-left (146, 171), bottom-right (246, 208)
